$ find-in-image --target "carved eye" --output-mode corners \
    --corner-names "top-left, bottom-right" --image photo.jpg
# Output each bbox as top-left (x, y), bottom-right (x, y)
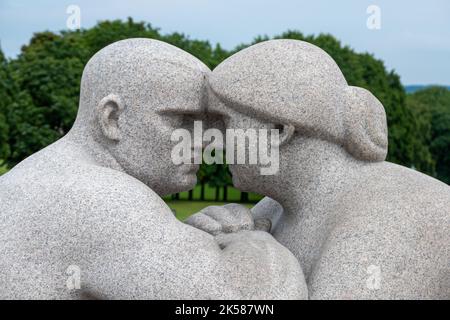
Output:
top-left (163, 114), bottom-right (184, 128)
top-left (274, 124), bottom-right (284, 134)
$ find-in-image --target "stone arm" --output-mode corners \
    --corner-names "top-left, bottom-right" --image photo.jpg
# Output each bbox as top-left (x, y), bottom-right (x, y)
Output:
top-left (79, 189), bottom-right (306, 299)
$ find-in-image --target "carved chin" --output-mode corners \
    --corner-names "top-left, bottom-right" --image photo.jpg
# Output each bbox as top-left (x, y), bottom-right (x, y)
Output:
top-left (231, 175), bottom-right (243, 189)
top-left (180, 172), bottom-right (197, 189)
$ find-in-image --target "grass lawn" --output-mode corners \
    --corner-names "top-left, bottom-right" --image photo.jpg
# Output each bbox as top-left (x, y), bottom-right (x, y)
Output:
top-left (0, 164), bottom-right (8, 175)
top-left (163, 184), bottom-right (263, 202)
top-left (165, 200), bottom-right (255, 221)
top-left (164, 184), bottom-right (261, 221)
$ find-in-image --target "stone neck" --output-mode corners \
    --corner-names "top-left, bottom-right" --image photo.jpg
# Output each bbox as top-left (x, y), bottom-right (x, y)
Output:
top-left (269, 138), bottom-right (361, 224)
top-left (64, 126), bottom-right (125, 173)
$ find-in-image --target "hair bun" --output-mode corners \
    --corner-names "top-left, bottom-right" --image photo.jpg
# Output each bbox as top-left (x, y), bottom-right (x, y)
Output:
top-left (342, 86), bottom-right (388, 162)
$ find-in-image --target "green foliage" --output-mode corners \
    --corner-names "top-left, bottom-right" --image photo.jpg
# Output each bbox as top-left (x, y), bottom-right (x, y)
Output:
top-left (0, 19), bottom-right (446, 187)
top-left (405, 94), bottom-right (435, 175)
top-left (3, 31), bottom-right (87, 166)
top-left (407, 87), bottom-right (450, 183)
top-left (0, 111), bottom-right (8, 163)
top-left (166, 200), bottom-right (254, 221)
top-left (0, 48), bottom-right (13, 164)
top-left (82, 18), bottom-right (159, 57)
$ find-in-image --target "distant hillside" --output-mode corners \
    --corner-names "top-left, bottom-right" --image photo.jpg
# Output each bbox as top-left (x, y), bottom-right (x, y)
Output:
top-left (405, 85), bottom-right (450, 94)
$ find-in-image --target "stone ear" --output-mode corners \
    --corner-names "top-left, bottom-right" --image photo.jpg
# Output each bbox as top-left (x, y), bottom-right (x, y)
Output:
top-left (96, 94), bottom-right (124, 141)
top-left (278, 124), bottom-right (295, 146)
top-left (342, 86), bottom-right (388, 162)
top-left (269, 124), bottom-right (295, 147)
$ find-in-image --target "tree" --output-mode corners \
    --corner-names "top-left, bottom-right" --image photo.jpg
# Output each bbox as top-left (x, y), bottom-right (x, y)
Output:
top-left (1, 19), bottom-right (440, 189)
top-left (197, 163), bottom-right (211, 201)
top-left (405, 95), bottom-right (435, 175)
top-left (3, 31), bottom-right (87, 166)
top-left (217, 163), bottom-right (232, 202)
top-left (407, 87), bottom-right (450, 183)
top-left (82, 18), bottom-right (160, 58)
top-left (0, 48), bottom-right (11, 163)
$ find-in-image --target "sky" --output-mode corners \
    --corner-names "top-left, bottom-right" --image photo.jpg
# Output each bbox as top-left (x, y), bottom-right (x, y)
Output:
top-left (0, 0), bottom-right (449, 85)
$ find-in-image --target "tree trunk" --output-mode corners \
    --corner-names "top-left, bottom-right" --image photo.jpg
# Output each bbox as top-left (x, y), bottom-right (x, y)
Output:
top-left (200, 183), bottom-right (205, 201)
top-left (223, 185), bottom-right (228, 202)
top-left (240, 191), bottom-right (248, 203)
top-left (215, 187), bottom-right (220, 202)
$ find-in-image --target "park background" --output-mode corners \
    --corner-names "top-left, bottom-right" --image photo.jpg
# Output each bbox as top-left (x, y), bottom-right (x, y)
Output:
top-left (0, 1), bottom-right (449, 219)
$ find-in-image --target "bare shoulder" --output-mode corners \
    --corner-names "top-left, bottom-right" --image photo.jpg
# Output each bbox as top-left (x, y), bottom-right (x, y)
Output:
top-left (309, 162), bottom-right (450, 299)
top-left (349, 161), bottom-right (450, 222)
top-left (72, 164), bottom-right (169, 211)
top-left (334, 161), bottom-right (450, 258)
top-left (1, 153), bottom-right (176, 240)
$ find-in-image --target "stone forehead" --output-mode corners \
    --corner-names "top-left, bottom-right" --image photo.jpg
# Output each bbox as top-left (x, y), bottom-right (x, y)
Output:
top-left (211, 39), bottom-right (347, 95)
top-left (85, 38), bottom-right (209, 75)
top-left (209, 39), bottom-right (348, 140)
top-left (80, 38), bottom-right (210, 113)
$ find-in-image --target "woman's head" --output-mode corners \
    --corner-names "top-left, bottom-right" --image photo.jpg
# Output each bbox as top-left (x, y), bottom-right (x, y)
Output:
top-left (208, 39), bottom-right (387, 192)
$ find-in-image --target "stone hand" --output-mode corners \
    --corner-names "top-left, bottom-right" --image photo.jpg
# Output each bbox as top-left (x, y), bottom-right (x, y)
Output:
top-left (185, 203), bottom-right (271, 235)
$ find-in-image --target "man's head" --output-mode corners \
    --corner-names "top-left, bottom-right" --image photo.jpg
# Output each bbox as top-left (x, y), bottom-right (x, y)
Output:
top-left (73, 38), bottom-right (209, 195)
top-left (209, 39), bottom-right (388, 192)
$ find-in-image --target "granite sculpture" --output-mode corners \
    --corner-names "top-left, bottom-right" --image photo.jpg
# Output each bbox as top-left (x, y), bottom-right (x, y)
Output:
top-left (0, 38), bottom-right (308, 299)
top-left (3, 35), bottom-right (449, 300)
top-left (190, 39), bottom-right (450, 299)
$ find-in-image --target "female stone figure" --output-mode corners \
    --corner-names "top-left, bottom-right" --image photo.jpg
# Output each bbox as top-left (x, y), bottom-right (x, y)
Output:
top-left (188, 39), bottom-right (450, 299)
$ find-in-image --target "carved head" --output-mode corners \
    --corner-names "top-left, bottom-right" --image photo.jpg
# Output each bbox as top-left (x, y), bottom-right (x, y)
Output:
top-left (75, 38), bottom-right (209, 195)
top-left (209, 39), bottom-right (387, 191)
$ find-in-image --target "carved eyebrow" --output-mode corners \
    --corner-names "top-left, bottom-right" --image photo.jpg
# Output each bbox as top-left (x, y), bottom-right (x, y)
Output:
top-left (156, 109), bottom-right (204, 116)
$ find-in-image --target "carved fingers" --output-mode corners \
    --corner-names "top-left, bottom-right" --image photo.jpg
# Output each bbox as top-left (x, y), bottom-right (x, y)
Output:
top-left (186, 203), bottom-right (271, 235)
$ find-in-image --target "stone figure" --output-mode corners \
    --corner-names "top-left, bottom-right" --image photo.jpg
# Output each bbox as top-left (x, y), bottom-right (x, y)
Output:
top-left (0, 39), bottom-right (308, 299)
top-left (190, 39), bottom-right (450, 299)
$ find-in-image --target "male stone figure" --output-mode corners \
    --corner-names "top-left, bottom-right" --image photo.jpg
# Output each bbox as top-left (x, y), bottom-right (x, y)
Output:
top-left (0, 39), bottom-right (307, 299)
top-left (189, 39), bottom-right (450, 299)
